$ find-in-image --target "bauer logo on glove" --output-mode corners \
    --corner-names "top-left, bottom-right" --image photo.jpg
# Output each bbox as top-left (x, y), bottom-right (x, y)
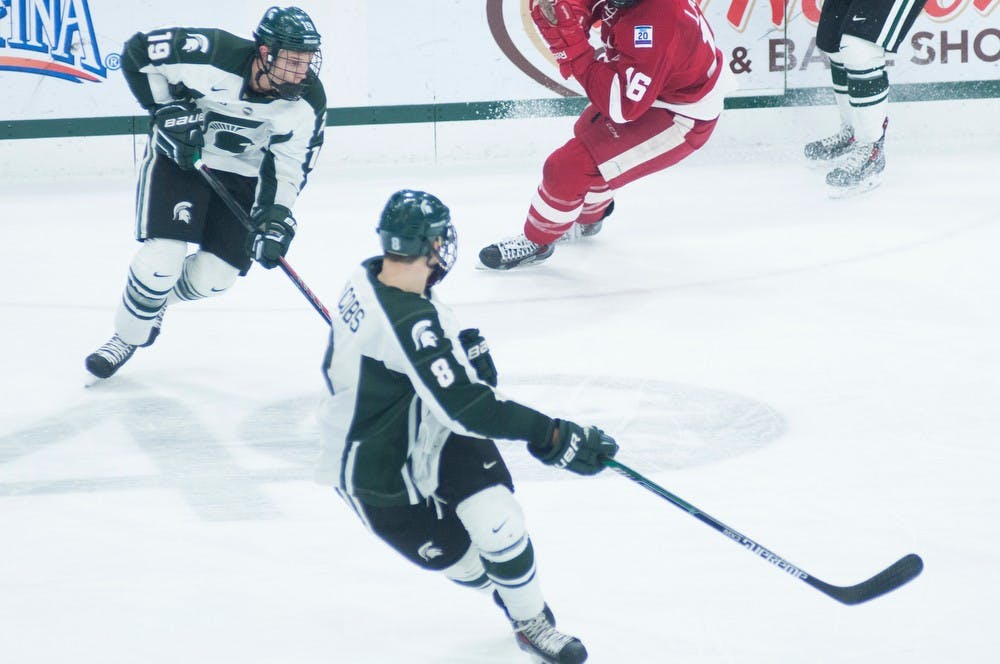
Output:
top-left (162, 110), bottom-right (205, 129)
top-left (152, 101), bottom-right (206, 170)
top-left (554, 432), bottom-right (580, 469)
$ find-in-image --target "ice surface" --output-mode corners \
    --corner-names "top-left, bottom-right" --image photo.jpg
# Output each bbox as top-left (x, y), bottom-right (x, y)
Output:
top-left (2, 103), bottom-right (998, 663)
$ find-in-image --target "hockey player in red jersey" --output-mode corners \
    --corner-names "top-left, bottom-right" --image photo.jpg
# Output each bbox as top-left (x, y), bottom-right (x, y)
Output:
top-left (480, 0), bottom-right (735, 270)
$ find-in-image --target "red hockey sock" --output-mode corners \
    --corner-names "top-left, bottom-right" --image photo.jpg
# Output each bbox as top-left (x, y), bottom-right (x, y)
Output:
top-left (523, 138), bottom-right (606, 244)
top-left (577, 185), bottom-right (614, 224)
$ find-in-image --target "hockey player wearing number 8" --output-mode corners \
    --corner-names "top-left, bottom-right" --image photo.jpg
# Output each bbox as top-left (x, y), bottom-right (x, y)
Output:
top-left (317, 190), bottom-right (619, 663)
top-left (479, 0), bottom-right (735, 270)
top-left (85, 6), bottom-right (326, 379)
top-left (804, 0), bottom-right (929, 196)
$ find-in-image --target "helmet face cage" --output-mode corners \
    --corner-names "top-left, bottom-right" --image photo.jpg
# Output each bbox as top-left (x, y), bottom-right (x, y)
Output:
top-left (427, 223), bottom-right (458, 288)
top-left (260, 48), bottom-right (322, 101)
top-left (253, 6), bottom-right (322, 101)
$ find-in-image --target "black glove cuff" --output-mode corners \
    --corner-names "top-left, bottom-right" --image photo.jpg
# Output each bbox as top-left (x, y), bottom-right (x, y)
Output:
top-left (528, 419), bottom-right (561, 463)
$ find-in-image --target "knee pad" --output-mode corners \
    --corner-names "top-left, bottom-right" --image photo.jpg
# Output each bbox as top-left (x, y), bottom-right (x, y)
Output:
top-left (456, 485), bottom-right (526, 561)
top-left (839, 34), bottom-right (886, 71)
top-left (169, 250), bottom-right (239, 302)
top-left (440, 544), bottom-right (490, 590)
top-left (115, 238), bottom-right (186, 344)
top-left (130, 238), bottom-right (187, 294)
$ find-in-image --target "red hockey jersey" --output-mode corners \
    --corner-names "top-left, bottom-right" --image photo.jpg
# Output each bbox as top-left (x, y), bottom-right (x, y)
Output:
top-left (577, 0), bottom-right (731, 123)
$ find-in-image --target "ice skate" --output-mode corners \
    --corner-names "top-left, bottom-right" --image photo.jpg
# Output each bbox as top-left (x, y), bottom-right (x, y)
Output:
top-left (140, 306), bottom-right (167, 348)
top-left (557, 201), bottom-right (613, 244)
top-left (512, 610), bottom-right (587, 664)
top-left (556, 221), bottom-right (600, 243)
top-left (85, 334), bottom-right (138, 379)
top-left (804, 124), bottom-right (855, 163)
top-left (825, 134), bottom-right (885, 198)
top-left (493, 589), bottom-right (556, 627)
top-left (478, 234), bottom-right (554, 270)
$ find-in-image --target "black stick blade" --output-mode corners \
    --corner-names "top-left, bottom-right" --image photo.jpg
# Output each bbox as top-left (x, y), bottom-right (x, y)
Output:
top-left (809, 553), bottom-right (924, 605)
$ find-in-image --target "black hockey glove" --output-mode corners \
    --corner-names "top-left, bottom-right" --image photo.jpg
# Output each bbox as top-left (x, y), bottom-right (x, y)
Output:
top-left (458, 328), bottom-right (497, 387)
top-left (528, 419), bottom-right (618, 476)
top-left (151, 101), bottom-right (205, 170)
top-left (249, 205), bottom-right (296, 269)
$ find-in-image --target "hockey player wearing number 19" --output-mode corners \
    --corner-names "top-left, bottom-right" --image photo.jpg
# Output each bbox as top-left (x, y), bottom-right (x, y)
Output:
top-left (317, 190), bottom-right (619, 664)
top-left (480, 0), bottom-right (737, 270)
top-left (85, 6), bottom-right (326, 379)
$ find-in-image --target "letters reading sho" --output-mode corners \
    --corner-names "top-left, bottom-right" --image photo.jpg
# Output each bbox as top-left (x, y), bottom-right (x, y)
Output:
top-left (723, 0), bottom-right (998, 31)
top-left (337, 286), bottom-right (365, 332)
top-left (768, 29), bottom-right (1000, 72)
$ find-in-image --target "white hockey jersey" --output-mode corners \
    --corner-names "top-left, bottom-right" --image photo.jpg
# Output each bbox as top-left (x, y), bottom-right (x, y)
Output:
top-left (122, 27), bottom-right (325, 211)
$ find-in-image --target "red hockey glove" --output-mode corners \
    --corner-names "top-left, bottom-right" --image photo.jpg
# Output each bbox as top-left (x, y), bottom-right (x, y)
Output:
top-left (531, 1), bottom-right (595, 80)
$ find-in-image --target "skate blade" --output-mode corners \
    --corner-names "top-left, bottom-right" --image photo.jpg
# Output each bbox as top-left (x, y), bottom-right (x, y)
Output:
top-left (827, 173), bottom-right (883, 199)
top-left (475, 256), bottom-right (551, 271)
top-left (555, 225), bottom-right (584, 244)
top-left (519, 649), bottom-right (557, 664)
top-left (555, 232), bottom-right (597, 244)
top-left (84, 373), bottom-right (106, 388)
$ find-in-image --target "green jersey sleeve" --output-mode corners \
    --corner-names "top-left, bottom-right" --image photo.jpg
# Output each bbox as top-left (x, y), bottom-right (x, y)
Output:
top-left (378, 287), bottom-right (554, 448)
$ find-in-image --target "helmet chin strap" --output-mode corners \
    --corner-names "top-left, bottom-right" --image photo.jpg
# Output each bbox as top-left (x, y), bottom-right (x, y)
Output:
top-left (254, 68), bottom-right (271, 92)
top-left (252, 51), bottom-right (275, 94)
top-left (426, 243), bottom-right (449, 289)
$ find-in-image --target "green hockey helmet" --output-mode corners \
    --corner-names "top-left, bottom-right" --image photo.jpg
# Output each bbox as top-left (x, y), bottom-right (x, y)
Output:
top-left (252, 6), bottom-right (322, 100)
top-left (254, 6), bottom-right (321, 51)
top-left (377, 190), bottom-right (457, 287)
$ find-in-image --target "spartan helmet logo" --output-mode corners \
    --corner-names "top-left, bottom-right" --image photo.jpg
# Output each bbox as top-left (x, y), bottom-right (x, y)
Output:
top-left (410, 320), bottom-right (439, 351)
top-left (182, 33), bottom-right (210, 53)
top-left (173, 201), bottom-right (193, 224)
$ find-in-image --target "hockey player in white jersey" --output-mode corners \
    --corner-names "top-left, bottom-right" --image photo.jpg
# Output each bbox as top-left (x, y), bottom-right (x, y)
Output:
top-left (86, 6), bottom-right (326, 378)
top-left (804, 0), bottom-right (928, 195)
top-left (317, 190), bottom-right (619, 663)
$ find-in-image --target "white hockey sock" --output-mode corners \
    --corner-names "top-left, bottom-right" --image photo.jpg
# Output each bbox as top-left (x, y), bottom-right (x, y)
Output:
top-left (825, 50), bottom-right (853, 130)
top-left (840, 35), bottom-right (888, 143)
top-left (114, 238), bottom-right (186, 345)
top-left (441, 544), bottom-right (491, 591)
top-left (456, 485), bottom-right (545, 621)
top-left (167, 250), bottom-right (239, 304)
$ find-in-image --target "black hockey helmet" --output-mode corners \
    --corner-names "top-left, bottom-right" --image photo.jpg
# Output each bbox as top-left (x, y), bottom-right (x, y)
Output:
top-left (377, 190), bottom-right (457, 287)
top-left (252, 6), bottom-right (322, 100)
top-left (607, 0), bottom-right (641, 7)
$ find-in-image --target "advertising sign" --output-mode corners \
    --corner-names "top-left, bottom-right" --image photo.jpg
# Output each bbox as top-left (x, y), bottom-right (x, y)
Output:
top-left (487, 0), bottom-right (1000, 98)
top-left (1, 1), bottom-right (997, 124)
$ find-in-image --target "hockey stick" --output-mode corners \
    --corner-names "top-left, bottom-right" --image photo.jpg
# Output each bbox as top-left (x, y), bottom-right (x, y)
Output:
top-left (602, 457), bottom-right (923, 605)
top-left (195, 161), bottom-right (333, 326)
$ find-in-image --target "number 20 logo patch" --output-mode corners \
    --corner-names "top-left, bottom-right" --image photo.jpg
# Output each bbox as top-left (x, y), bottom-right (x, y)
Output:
top-left (633, 25), bottom-right (653, 48)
